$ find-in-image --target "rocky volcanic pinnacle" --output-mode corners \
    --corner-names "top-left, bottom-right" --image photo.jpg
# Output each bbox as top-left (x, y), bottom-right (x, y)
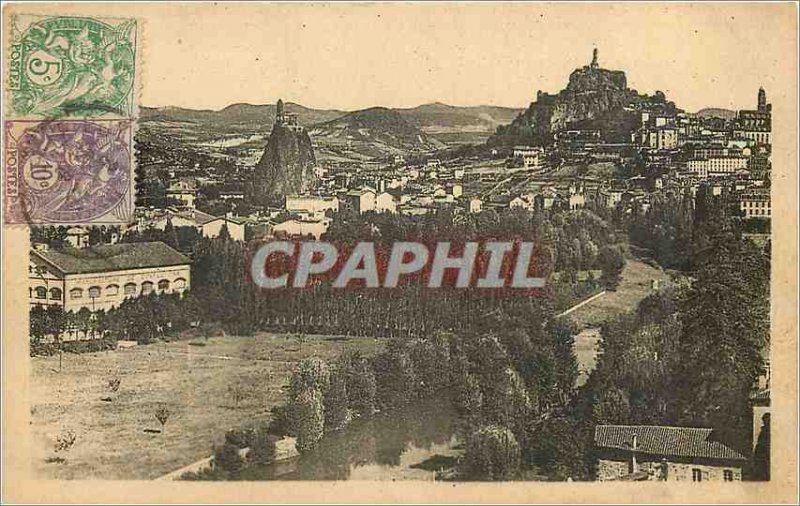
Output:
top-left (490, 49), bottom-right (678, 146)
top-left (250, 99), bottom-right (317, 206)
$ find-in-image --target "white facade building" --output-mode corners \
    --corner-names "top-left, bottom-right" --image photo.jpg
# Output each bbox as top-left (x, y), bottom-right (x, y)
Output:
top-left (29, 242), bottom-right (191, 313)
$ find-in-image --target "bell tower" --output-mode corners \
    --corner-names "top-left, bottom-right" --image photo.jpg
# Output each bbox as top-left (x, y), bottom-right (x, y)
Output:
top-left (757, 87), bottom-right (767, 112)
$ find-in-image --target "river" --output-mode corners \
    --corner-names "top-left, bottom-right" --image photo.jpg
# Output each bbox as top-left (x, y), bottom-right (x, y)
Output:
top-left (235, 399), bottom-right (462, 481)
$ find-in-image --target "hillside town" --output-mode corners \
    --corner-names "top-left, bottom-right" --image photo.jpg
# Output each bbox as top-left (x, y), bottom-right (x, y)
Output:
top-left (118, 54), bottom-right (770, 248)
top-left (28, 49), bottom-right (771, 483)
top-left (41, 85), bottom-right (771, 250)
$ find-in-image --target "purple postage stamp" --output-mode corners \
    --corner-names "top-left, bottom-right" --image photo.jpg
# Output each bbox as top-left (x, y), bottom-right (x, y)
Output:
top-left (4, 119), bottom-right (134, 225)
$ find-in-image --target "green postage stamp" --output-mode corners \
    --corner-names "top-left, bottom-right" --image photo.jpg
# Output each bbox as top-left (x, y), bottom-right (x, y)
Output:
top-left (7, 14), bottom-right (138, 118)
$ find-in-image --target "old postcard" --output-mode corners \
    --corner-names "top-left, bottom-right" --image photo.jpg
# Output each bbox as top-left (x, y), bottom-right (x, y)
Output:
top-left (2, 2), bottom-right (798, 504)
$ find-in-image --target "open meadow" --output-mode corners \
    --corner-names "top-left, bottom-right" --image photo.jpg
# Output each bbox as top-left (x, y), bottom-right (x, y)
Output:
top-left (30, 333), bottom-right (381, 480)
top-left (568, 256), bottom-right (672, 329)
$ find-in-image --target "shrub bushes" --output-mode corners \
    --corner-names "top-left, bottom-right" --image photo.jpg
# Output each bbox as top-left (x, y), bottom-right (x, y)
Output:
top-left (289, 358), bottom-right (331, 396)
top-left (267, 404), bottom-right (295, 437)
top-left (224, 427), bottom-right (256, 449)
top-left (373, 339), bottom-right (418, 410)
top-left (337, 349), bottom-right (377, 417)
top-left (290, 387), bottom-right (325, 452)
top-left (30, 337), bottom-right (118, 357)
top-left (213, 442), bottom-right (243, 474)
top-left (247, 430), bottom-right (279, 465)
top-left (323, 367), bottom-right (350, 432)
top-left (463, 425), bottom-right (521, 480)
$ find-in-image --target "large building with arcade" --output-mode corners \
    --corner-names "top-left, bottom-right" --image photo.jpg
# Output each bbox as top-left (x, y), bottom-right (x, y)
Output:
top-left (29, 242), bottom-right (191, 313)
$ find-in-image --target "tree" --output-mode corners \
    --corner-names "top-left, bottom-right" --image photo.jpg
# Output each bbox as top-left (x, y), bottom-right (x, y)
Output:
top-left (155, 405), bottom-right (170, 433)
top-left (267, 404), bottom-right (294, 437)
top-left (591, 386), bottom-right (631, 424)
top-left (214, 441), bottom-right (244, 474)
top-left (337, 349), bottom-right (376, 417)
top-left (373, 338), bottom-right (417, 410)
top-left (75, 307), bottom-right (93, 338)
top-left (87, 226), bottom-right (103, 246)
top-left (540, 318), bottom-right (579, 408)
top-left (45, 305), bottom-right (66, 339)
top-left (628, 190), bottom-right (693, 270)
top-left (408, 331), bottom-right (451, 395)
top-left (46, 305), bottom-right (66, 370)
top-left (583, 311), bottom-right (680, 427)
top-left (218, 223), bottom-right (232, 242)
top-left (750, 413), bottom-right (770, 481)
top-left (290, 387), bottom-right (325, 452)
top-left (107, 377), bottom-right (122, 396)
top-left (453, 371), bottom-right (484, 430)
top-left (55, 430), bottom-right (77, 452)
top-left (534, 416), bottom-right (593, 481)
top-left (673, 238), bottom-right (769, 449)
top-left (30, 305), bottom-right (48, 347)
top-left (463, 425), bottom-right (521, 480)
top-left (289, 358), bottom-right (331, 397)
top-left (163, 218), bottom-right (180, 250)
top-left (597, 245), bottom-right (624, 290)
top-left (53, 430), bottom-right (77, 463)
top-left (471, 334), bottom-right (513, 422)
top-left (323, 366), bottom-right (349, 432)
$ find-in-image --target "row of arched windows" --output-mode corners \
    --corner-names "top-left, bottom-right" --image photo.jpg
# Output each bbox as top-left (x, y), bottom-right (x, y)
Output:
top-left (32, 278), bottom-right (187, 301)
top-left (33, 287), bottom-right (62, 300)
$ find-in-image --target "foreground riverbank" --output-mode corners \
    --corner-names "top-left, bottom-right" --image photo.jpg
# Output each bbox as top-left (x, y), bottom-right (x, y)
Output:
top-left (236, 399), bottom-right (462, 481)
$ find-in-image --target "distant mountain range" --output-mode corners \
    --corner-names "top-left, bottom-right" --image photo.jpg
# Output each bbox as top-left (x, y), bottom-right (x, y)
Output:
top-left (309, 107), bottom-right (445, 155)
top-left (141, 102), bottom-right (523, 150)
top-left (140, 103), bottom-right (346, 131)
top-left (139, 99), bottom-right (740, 158)
top-left (395, 102), bottom-right (522, 133)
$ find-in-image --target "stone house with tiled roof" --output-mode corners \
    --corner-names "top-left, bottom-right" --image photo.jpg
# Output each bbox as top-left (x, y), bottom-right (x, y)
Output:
top-left (30, 242), bottom-right (191, 313)
top-left (594, 425), bottom-right (747, 482)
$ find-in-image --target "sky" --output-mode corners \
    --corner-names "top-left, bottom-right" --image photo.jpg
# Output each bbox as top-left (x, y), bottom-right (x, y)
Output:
top-left (11, 3), bottom-right (798, 112)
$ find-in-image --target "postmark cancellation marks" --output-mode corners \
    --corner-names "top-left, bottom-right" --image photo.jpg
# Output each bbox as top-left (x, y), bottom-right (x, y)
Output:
top-left (4, 13), bottom-right (140, 226)
top-left (4, 119), bottom-right (134, 225)
top-left (7, 14), bottom-right (138, 119)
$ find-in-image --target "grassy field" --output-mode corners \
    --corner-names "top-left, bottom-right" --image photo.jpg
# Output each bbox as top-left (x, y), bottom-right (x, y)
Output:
top-left (30, 333), bottom-right (381, 480)
top-left (568, 257), bottom-right (671, 329)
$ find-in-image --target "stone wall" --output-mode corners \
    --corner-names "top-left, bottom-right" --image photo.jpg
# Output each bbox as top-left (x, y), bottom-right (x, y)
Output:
top-left (596, 457), bottom-right (742, 482)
